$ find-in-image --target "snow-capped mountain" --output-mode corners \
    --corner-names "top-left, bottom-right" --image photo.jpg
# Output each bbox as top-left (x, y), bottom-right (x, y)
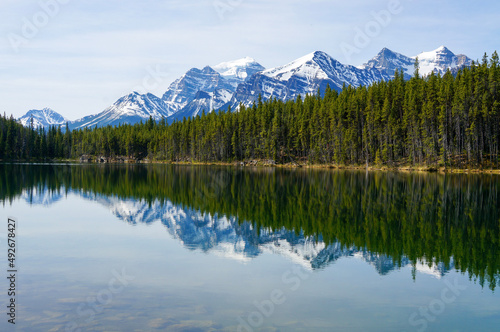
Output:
top-left (162, 66), bottom-right (235, 116)
top-left (66, 59), bottom-right (263, 128)
top-left (359, 46), bottom-right (472, 78)
top-left (18, 108), bottom-right (67, 129)
top-left (212, 56), bottom-right (265, 88)
top-left (164, 59), bottom-right (264, 122)
top-left (413, 46), bottom-right (472, 76)
top-left (18, 46), bottom-right (473, 129)
top-left (172, 88), bottom-right (234, 120)
top-left (68, 60), bottom-right (262, 128)
top-left (263, 50), bottom-right (391, 89)
top-left (227, 51), bottom-right (393, 110)
top-left (70, 92), bottom-right (172, 130)
top-left (358, 47), bottom-right (415, 79)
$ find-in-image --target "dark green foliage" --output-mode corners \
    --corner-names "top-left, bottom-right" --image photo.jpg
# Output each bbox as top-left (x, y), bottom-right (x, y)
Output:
top-left (0, 114), bottom-right (69, 161)
top-left (1, 54), bottom-right (500, 167)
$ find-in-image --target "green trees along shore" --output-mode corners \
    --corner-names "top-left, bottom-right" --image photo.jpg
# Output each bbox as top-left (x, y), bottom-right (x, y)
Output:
top-left (1, 52), bottom-right (500, 168)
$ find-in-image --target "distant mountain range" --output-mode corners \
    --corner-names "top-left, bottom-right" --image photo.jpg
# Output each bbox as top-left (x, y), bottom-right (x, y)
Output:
top-left (18, 46), bottom-right (472, 130)
top-left (18, 108), bottom-right (68, 129)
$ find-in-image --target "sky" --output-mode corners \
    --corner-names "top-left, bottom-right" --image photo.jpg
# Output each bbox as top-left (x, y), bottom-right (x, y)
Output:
top-left (1, 0), bottom-right (499, 121)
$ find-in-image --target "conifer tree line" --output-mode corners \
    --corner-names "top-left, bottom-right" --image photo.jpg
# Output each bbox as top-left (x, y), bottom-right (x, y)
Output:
top-left (1, 52), bottom-right (500, 168)
top-left (0, 115), bottom-right (71, 160)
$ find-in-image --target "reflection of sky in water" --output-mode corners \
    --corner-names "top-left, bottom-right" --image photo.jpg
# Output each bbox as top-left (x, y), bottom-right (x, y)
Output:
top-left (0, 192), bottom-right (499, 331)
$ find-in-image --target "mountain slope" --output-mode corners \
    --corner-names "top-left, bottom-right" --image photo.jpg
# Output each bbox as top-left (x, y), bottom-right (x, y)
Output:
top-left (19, 46), bottom-right (473, 129)
top-left (165, 59), bottom-right (265, 122)
top-left (228, 51), bottom-right (393, 110)
top-left (172, 88), bottom-right (233, 121)
top-left (359, 46), bottom-right (473, 79)
top-left (414, 46), bottom-right (472, 76)
top-left (68, 59), bottom-right (265, 128)
top-left (162, 66), bottom-right (235, 115)
top-left (18, 108), bottom-right (67, 129)
top-left (359, 47), bottom-right (415, 79)
top-left (70, 92), bottom-right (171, 130)
top-left (212, 56), bottom-right (265, 88)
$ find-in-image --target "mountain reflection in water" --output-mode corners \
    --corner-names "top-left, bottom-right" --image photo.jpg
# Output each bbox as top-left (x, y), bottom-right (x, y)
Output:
top-left (1, 164), bottom-right (499, 290)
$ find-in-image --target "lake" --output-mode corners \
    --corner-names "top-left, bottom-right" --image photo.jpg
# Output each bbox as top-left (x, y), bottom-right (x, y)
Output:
top-left (0, 164), bottom-right (499, 331)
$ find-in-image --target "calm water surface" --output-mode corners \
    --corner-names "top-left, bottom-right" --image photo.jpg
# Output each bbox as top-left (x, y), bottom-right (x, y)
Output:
top-left (0, 164), bottom-right (499, 331)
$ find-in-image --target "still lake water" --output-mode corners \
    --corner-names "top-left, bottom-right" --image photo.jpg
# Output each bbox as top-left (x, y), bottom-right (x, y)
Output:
top-left (0, 164), bottom-right (499, 331)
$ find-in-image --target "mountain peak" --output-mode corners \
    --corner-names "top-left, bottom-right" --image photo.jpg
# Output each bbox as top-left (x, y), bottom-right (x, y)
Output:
top-left (414, 46), bottom-right (470, 76)
top-left (378, 47), bottom-right (398, 56)
top-left (312, 50), bottom-right (331, 59)
top-left (212, 57), bottom-right (265, 83)
top-left (261, 51), bottom-right (335, 81)
top-left (435, 45), bottom-right (450, 52)
top-left (18, 108), bottom-right (67, 129)
top-left (416, 46), bottom-right (455, 59)
top-left (22, 46), bottom-right (473, 130)
top-left (359, 48), bottom-right (414, 78)
top-left (201, 65), bottom-right (217, 73)
top-left (70, 92), bottom-right (172, 129)
top-left (26, 107), bottom-right (52, 114)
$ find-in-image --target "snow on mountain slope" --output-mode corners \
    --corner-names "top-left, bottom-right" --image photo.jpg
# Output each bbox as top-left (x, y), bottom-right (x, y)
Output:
top-left (262, 51), bottom-right (392, 87)
top-left (21, 46), bottom-right (473, 129)
top-left (360, 46), bottom-right (473, 78)
top-left (171, 88), bottom-right (233, 121)
top-left (68, 60), bottom-right (259, 128)
top-left (359, 47), bottom-right (415, 79)
top-left (18, 108), bottom-right (67, 129)
top-left (162, 66), bottom-right (234, 112)
top-left (212, 56), bottom-right (265, 87)
top-left (165, 59), bottom-right (265, 122)
top-left (311, 51), bottom-right (392, 87)
top-left (413, 46), bottom-right (472, 76)
top-left (262, 52), bottom-right (330, 81)
top-left (229, 51), bottom-right (393, 110)
top-left (70, 92), bottom-right (171, 129)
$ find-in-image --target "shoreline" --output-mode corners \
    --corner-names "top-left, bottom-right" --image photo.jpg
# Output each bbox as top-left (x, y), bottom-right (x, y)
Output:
top-left (3, 158), bottom-right (500, 174)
